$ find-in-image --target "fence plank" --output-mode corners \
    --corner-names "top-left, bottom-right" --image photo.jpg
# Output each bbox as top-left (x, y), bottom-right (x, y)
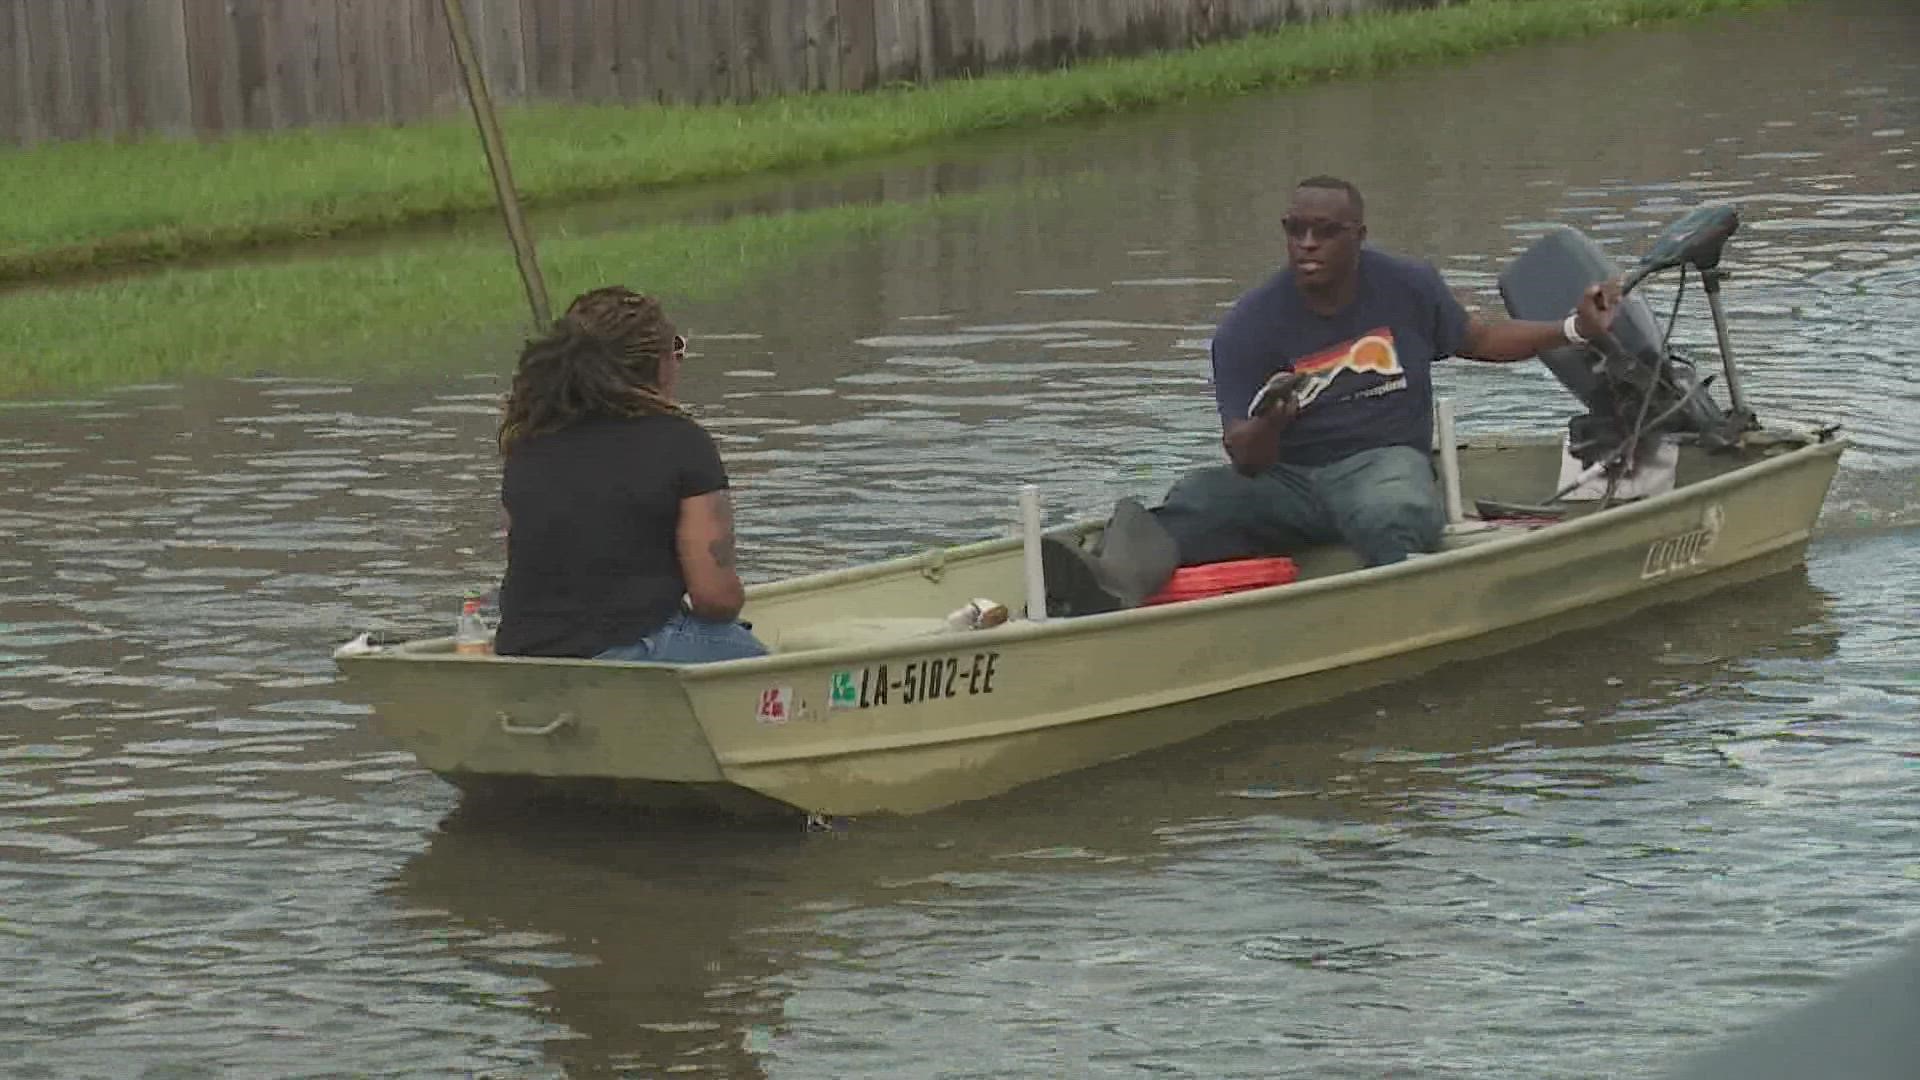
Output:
top-left (874, 0), bottom-right (925, 86)
top-left (413, 0), bottom-right (459, 119)
top-left (773, 0), bottom-right (804, 96)
top-left (1011, 0), bottom-right (1042, 67)
top-left (764, 0), bottom-right (800, 96)
top-left (916, 0), bottom-right (936, 83)
top-left (488, 0), bottom-right (530, 102)
top-left (714, 1), bottom-right (748, 102)
top-left (677, 0), bottom-right (710, 104)
top-left (335, 0), bottom-right (391, 125)
top-left (610, 0), bottom-right (649, 101)
top-left (725, 0), bottom-right (753, 101)
top-left (931, 0), bottom-right (977, 75)
top-left (307, 0), bottom-right (343, 125)
top-left (717, 0), bottom-right (746, 101)
top-left (1077, 0), bottom-right (1107, 58)
top-left (872, 0), bottom-right (898, 83)
top-left (799, 0), bottom-right (830, 91)
top-left (465, 0), bottom-right (526, 104)
top-left (1049, 0), bottom-right (1078, 65)
top-left (0, 0), bottom-right (26, 143)
top-left (261, 0), bottom-right (293, 127)
top-left (644, 0), bottom-right (680, 103)
top-left (183, 0), bottom-right (242, 133)
top-left (1135, 0), bottom-right (1159, 50)
top-left (627, 0), bottom-right (679, 104)
top-left (833, 0), bottom-right (875, 92)
top-left (775, 0), bottom-right (814, 95)
top-left (228, 0), bottom-right (274, 129)
top-left (273, 0), bottom-right (321, 129)
top-left (677, 1), bottom-right (717, 103)
top-left (65, 0), bottom-right (116, 136)
top-left (114, 0), bottom-right (189, 136)
top-left (22, 0), bottom-right (78, 139)
top-left (575, 0), bottom-right (617, 102)
top-left (971, 0), bottom-right (1011, 68)
top-left (523, 0), bottom-right (571, 100)
top-left (382, 0), bottom-right (422, 123)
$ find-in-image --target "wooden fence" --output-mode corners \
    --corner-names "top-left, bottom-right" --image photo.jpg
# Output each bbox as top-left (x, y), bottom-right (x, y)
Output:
top-left (0, 0), bottom-right (1426, 145)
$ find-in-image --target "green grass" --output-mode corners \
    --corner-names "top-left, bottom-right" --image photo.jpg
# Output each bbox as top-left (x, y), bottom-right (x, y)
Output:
top-left (0, 0), bottom-right (1791, 283)
top-left (0, 185), bottom-right (1041, 398)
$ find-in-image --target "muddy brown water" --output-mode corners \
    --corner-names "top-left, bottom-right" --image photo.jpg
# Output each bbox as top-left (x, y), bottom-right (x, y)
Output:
top-left (3, 1), bottom-right (1917, 1076)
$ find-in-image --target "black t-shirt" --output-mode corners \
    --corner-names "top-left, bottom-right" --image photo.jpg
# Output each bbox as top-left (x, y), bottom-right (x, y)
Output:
top-left (494, 413), bottom-right (728, 658)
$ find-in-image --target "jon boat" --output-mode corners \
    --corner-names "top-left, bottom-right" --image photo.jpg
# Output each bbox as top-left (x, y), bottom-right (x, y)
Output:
top-left (335, 206), bottom-right (1844, 818)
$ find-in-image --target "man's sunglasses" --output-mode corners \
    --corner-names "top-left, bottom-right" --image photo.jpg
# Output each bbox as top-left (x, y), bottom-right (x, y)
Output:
top-left (1281, 217), bottom-right (1357, 242)
top-left (672, 334), bottom-right (687, 355)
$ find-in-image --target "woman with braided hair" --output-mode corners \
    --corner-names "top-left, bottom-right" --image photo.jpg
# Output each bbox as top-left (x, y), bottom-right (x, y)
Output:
top-left (492, 285), bottom-right (766, 662)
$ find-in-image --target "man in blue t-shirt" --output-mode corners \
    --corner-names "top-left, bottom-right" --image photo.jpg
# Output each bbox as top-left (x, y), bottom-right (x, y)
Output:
top-left (1042, 176), bottom-right (1620, 614)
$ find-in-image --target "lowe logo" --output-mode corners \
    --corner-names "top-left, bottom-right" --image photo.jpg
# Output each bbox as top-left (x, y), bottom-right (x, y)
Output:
top-left (1642, 505), bottom-right (1726, 580)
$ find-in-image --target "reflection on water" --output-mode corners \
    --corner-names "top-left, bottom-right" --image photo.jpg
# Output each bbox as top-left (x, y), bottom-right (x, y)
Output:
top-left (2, 0), bottom-right (1918, 1076)
top-left (395, 818), bottom-right (796, 1078)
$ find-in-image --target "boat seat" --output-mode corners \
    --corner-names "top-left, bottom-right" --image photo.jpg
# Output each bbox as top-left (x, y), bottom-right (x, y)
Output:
top-left (775, 616), bottom-right (956, 654)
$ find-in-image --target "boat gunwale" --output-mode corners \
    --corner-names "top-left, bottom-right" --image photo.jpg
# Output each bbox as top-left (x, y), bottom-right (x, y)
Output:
top-left (334, 432), bottom-right (1844, 678)
top-left (672, 432), bottom-right (1846, 679)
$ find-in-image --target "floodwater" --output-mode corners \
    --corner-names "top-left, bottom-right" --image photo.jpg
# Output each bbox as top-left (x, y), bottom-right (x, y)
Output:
top-left (3, 1), bottom-right (1917, 1076)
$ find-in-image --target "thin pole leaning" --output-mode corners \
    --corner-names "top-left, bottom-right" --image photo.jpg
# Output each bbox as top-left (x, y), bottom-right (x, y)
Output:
top-left (440, 0), bottom-right (551, 328)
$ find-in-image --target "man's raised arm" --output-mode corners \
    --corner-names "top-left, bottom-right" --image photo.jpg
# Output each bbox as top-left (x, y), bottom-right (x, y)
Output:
top-left (1459, 281), bottom-right (1621, 363)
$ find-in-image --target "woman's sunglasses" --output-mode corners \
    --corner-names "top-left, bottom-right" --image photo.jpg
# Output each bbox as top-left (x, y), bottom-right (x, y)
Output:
top-left (1281, 217), bottom-right (1357, 242)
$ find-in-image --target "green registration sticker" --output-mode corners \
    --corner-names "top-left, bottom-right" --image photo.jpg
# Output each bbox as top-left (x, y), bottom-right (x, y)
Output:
top-left (829, 670), bottom-right (860, 709)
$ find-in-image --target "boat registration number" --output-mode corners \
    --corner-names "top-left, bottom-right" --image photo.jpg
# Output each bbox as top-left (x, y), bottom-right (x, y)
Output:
top-left (829, 651), bottom-right (1000, 710)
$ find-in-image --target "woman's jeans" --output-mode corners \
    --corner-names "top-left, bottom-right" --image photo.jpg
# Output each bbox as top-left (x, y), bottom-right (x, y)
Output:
top-left (594, 611), bottom-right (768, 664)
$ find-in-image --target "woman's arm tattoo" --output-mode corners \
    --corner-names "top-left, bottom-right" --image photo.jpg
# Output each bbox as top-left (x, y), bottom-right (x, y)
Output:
top-left (707, 493), bottom-right (737, 569)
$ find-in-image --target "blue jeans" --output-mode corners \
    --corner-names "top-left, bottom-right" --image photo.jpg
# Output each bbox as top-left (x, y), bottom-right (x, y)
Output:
top-left (594, 611), bottom-right (768, 664)
top-left (1153, 445), bottom-right (1444, 567)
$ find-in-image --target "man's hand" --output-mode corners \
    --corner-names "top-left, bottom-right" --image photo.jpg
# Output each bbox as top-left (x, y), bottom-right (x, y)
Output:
top-left (1222, 407), bottom-right (1292, 475)
top-left (1573, 279), bottom-right (1622, 342)
top-left (1248, 370), bottom-right (1306, 420)
top-left (1222, 368), bottom-right (1303, 474)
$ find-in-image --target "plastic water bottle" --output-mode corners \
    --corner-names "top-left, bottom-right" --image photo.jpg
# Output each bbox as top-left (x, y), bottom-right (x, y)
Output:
top-left (454, 596), bottom-right (492, 655)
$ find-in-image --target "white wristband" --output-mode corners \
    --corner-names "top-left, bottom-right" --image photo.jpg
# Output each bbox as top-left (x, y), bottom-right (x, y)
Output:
top-left (1562, 312), bottom-right (1587, 347)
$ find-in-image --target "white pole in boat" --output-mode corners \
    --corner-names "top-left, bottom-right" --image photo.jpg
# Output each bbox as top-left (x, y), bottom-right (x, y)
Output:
top-left (1436, 397), bottom-right (1465, 525)
top-left (1020, 484), bottom-right (1048, 622)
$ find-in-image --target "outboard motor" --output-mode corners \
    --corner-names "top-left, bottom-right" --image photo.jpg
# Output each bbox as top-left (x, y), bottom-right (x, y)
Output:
top-left (1498, 204), bottom-right (1757, 472)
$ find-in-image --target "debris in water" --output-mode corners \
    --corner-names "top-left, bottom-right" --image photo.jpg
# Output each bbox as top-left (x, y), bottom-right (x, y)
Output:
top-left (804, 812), bottom-right (847, 834)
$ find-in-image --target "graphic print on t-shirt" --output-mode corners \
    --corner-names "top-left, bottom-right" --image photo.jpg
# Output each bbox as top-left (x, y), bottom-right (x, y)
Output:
top-left (1289, 326), bottom-right (1403, 408)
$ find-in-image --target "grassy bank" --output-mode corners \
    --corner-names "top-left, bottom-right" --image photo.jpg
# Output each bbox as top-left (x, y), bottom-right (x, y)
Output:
top-left (0, 186), bottom-right (1038, 398)
top-left (0, 0), bottom-right (1791, 284)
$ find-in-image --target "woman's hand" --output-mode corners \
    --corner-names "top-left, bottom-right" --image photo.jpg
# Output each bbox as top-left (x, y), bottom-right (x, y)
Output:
top-left (677, 490), bottom-right (746, 621)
